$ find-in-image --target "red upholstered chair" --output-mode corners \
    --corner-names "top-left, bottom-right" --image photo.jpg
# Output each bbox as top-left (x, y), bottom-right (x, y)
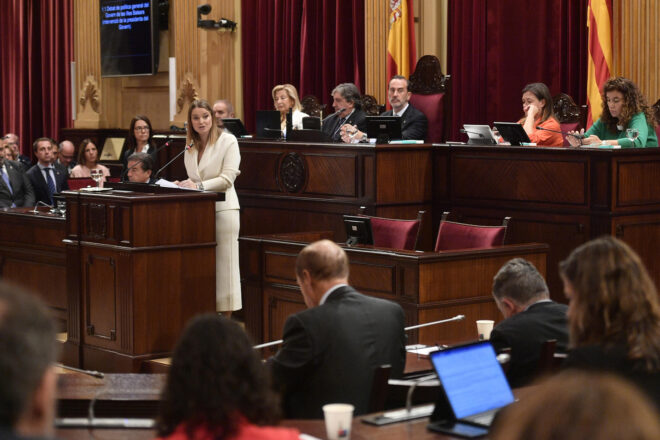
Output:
top-left (67, 178), bottom-right (95, 190)
top-left (408, 55), bottom-right (451, 143)
top-left (552, 93), bottom-right (585, 146)
top-left (360, 209), bottom-right (425, 251)
top-left (435, 212), bottom-right (511, 252)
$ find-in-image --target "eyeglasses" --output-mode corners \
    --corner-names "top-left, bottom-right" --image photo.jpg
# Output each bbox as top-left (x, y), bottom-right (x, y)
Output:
top-left (134, 126), bottom-right (150, 132)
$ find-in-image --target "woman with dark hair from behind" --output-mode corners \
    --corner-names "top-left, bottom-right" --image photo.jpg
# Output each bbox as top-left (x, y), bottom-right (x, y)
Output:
top-left (559, 235), bottom-right (660, 409)
top-left (517, 82), bottom-right (563, 146)
top-left (155, 314), bottom-right (299, 440)
top-left (568, 77), bottom-right (658, 147)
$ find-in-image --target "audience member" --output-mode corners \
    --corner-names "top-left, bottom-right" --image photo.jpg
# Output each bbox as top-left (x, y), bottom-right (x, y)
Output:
top-left (560, 236), bottom-right (660, 409)
top-left (212, 99), bottom-right (235, 129)
top-left (270, 239), bottom-right (406, 419)
top-left (491, 371), bottom-right (660, 440)
top-left (489, 258), bottom-right (569, 388)
top-left (3, 133), bottom-right (32, 170)
top-left (568, 77), bottom-right (658, 147)
top-left (518, 82), bottom-right (563, 146)
top-left (122, 115), bottom-right (158, 169)
top-left (272, 84), bottom-right (308, 133)
top-left (126, 152), bottom-right (156, 183)
top-left (26, 138), bottom-right (68, 205)
top-left (0, 282), bottom-right (58, 440)
top-left (57, 140), bottom-right (77, 174)
top-left (321, 83), bottom-right (367, 142)
top-left (155, 314), bottom-right (299, 440)
top-left (70, 139), bottom-right (110, 181)
top-left (341, 75), bottom-right (428, 142)
top-left (0, 149), bottom-right (35, 208)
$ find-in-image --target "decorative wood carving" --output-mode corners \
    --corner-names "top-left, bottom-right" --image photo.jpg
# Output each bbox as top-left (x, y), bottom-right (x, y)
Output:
top-left (301, 95), bottom-right (326, 118)
top-left (176, 76), bottom-right (200, 114)
top-left (409, 55), bottom-right (448, 95)
top-left (79, 75), bottom-right (100, 113)
top-left (279, 152), bottom-right (306, 193)
top-left (362, 94), bottom-right (384, 116)
top-left (552, 93), bottom-right (581, 124)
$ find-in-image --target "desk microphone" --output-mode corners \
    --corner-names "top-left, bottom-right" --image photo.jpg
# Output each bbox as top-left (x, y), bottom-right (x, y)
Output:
top-left (154, 143), bottom-right (192, 179)
top-left (535, 126), bottom-right (585, 139)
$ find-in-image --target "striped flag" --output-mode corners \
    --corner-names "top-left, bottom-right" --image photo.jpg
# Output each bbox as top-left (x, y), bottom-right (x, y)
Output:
top-left (386, 0), bottom-right (416, 82)
top-left (586, 0), bottom-right (613, 126)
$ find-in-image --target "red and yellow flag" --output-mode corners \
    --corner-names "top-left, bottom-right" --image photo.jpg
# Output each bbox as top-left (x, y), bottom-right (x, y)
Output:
top-left (386, 0), bottom-right (417, 81)
top-left (586, 0), bottom-right (613, 127)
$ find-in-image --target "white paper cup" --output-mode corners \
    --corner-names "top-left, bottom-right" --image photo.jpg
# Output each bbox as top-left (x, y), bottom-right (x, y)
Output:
top-left (322, 403), bottom-right (354, 440)
top-left (476, 320), bottom-right (494, 340)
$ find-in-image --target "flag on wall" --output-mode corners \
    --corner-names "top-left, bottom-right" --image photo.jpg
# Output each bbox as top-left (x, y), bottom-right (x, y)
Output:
top-left (586, 0), bottom-right (613, 127)
top-left (386, 0), bottom-right (416, 82)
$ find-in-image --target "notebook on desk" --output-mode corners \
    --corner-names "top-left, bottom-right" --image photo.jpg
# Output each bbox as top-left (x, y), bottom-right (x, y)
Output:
top-left (427, 341), bottom-right (515, 438)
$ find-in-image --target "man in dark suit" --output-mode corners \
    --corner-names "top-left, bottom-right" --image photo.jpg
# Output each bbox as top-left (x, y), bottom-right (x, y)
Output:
top-left (489, 258), bottom-right (569, 388)
top-left (26, 138), bottom-right (68, 206)
top-left (56, 140), bottom-right (77, 175)
top-left (270, 240), bottom-right (406, 419)
top-left (0, 153), bottom-right (35, 208)
top-left (3, 133), bottom-right (32, 171)
top-left (341, 76), bottom-right (428, 142)
top-left (321, 83), bottom-right (368, 142)
top-left (126, 152), bottom-right (157, 184)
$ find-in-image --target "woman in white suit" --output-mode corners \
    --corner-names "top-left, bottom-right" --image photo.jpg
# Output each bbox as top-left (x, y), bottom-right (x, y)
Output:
top-left (178, 100), bottom-right (241, 315)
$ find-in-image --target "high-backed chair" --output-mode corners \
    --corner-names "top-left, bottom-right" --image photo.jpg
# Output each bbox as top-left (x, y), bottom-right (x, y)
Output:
top-left (301, 94), bottom-right (327, 118)
top-left (359, 208), bottom-right (425, 251)
top-left (652, 98), bottom-right (660, 141)
top-left (362, 94), bottom-right (385, 116)
top-left (408, 55), bottom-right (451, 143)
top-left (552, 93), bottom-right (587, 146)
top-left (435, 212), bottom-right (510, 251)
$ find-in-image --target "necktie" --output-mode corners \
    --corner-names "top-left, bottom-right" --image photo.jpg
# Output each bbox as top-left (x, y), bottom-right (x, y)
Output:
top-left (1, 167), bottom-right (13, 195)
top-left (332, 117), bottom-right (346, 140)
top-left (44, 167), bottom-right (56, 204)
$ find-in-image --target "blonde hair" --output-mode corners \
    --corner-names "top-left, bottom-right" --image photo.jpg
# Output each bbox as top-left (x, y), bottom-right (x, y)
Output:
top-left (272, 84), bottom-right (303, 123)
top-left (186, 100), bottom-right (220, 150)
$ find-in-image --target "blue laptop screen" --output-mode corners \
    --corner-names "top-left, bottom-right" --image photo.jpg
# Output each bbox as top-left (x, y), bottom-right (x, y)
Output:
top-left (430, 342), bottom-right (515, 419)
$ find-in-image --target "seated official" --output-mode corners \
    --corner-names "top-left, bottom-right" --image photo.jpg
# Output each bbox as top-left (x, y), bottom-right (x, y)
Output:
top-left (122, 115), bottom-right (158, 169)
top-left (3, 133), bottom-right (32, 171)
top-left (489, 258), bottom-right (568, 388)
top-left (26, 138), bottom-right (68, 206)
top-left (70, 139), bottom-right (110, 181)
top-left (568, 77), bottom-right (658, 148)
top-left (126, 152), bottom-right (156, 184)
top-left (517, 82), bottom-right (563, 146)
top-left (56, 140), bottom-right (77, 175)
top-left (560, 236), bottom-right (660, 410)
top-left (272, 84), bottom-right (309, 135)
top-left (321, 83), bottom-right (368, 142)
top-left (491, 371), bottom-right (660, 440)
top-left (155, 314), bottom-right (299, 440)
top-left (213, 99), bottom-right (236, 129)
top-left (341, 75), bottom-right (428, 143)
top-left (269, 240), bottom-right (406, 419)
top-left (0, 282), bottom-right (59, 440)
top-left (0, 153), bottom-right (35, 208)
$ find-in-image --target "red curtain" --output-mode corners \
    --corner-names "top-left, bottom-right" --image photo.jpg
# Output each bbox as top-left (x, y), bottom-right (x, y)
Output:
top-left (0, 0), bottom-right (73, 157)
top-left (448, 0), bottom-right (588, 141)
top-left (242, 0), bottom-right (365, 131)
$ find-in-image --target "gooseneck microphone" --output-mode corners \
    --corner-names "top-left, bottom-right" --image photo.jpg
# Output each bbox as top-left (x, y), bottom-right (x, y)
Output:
top-left (535, 126), bottom-right (585, 139)
top-left (154, 142), bottom-right (192, 179)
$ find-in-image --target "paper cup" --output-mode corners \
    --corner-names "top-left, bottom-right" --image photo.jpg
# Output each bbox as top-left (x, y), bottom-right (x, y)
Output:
top-left (322, 403), bottom-right (354, 440)
top-left (476, 320), bottom-right (494, 340)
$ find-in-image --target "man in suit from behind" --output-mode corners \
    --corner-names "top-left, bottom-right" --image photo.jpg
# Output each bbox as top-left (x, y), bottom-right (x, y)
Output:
top-left (0, 150), bottom-right (35, 209)
top-left (489, 258), bottom-right (569, 388)
top-left (26, 138), bottom-right (68, 206)
top-left (341, 75), bottom-right (428, 142)
top-left (270, 239), bottom-right (406, 419)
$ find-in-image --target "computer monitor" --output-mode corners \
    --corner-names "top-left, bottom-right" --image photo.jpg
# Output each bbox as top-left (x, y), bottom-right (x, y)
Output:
top-left (221, 118), bottom-right (249, 137)
top-left (302, 116), bottom-right (321, 130)
top-left (366, 116), bottom-right (402, 144)
top-left (462, 125), bottom-right (498, 145)
top-left (256, 110), bottom-right (282, 139)
top-left (343, 215), bottom-right (373, 246)
top-left (493, 122), bottom-right (531, 146)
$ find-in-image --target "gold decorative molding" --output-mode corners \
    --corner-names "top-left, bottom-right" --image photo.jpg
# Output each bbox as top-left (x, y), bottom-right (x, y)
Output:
top-left (79, 75), bottom-right (101, 113)
top-left (176, 75), bottom-right (200, 114)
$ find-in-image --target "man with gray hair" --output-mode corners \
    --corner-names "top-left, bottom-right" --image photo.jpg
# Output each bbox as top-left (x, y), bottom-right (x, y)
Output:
top-left (212, 99), bottom-right (235, 129)
top-left (0, 282), bottom-right (58, 439)
top-left (489, 258), bottom-right (568, 388)
top-left (321, 83), bottom-right (367, 142)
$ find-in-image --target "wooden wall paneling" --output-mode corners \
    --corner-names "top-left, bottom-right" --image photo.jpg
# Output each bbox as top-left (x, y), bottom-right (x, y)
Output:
top-left (74, 0), bottom-right (103, 128)
top-left (172, 0), bottom-right (201, 123)
top-left (364, 0), bottom-right (388, 102)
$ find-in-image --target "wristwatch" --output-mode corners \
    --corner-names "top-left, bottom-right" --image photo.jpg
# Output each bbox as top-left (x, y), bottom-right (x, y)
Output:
top-left (197, 182), bottom-right (204, 190)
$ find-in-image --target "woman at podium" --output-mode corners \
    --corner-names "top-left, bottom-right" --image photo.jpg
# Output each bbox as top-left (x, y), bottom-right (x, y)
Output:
top-left (518, 82), bottom-right (563, 146)
top-left (272, 84), bottom-right (308, 133)
top-left (178, 100), bottom-right (242, 315)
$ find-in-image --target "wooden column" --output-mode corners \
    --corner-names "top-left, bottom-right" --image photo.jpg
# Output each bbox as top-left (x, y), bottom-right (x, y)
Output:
top-left (74, 0), bottom-right (104, 128)
top-left (364, 0), bottom-right (388, 103)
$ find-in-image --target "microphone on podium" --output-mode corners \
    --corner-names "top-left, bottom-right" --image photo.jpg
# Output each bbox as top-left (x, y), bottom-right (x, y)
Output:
top-left (154, 142), bottom-right (192, 179)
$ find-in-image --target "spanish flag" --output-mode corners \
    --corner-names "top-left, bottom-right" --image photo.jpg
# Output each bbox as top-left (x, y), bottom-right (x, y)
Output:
top-left (386, 0), bottom-right (416, 81)
top-left (586, 0), bottom-right (613, 127)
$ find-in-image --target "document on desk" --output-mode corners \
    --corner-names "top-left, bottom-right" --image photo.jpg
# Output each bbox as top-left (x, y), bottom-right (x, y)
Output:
top-left (406, 344), bottom-right (442, 357)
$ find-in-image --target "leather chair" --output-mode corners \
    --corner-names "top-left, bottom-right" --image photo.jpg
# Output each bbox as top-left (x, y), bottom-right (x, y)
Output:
top-left (359, 208), bottom-right (425, 251)
top-left (435, 212), bottom-right (510, 252)
top-left (552, 93), bottom-right (587, 146)
top-left (362, 94), bottom-right (385, 116)
top-left (408, 55), bottom-right (451, 143)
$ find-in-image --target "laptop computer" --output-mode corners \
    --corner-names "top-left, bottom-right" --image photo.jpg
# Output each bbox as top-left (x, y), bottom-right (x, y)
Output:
top-left (462, 125), bottom-right (498, 145)
top-left (493, 122), bottom-right (532, 146)
top-left (427, 341), bottom-right (515, 438)
top-left (221, 118), bottom-right (249, 137)
top-left (256, 110), bottom-right (282, 139)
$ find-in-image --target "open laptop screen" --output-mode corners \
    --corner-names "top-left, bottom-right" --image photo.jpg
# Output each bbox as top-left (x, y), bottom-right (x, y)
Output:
top-left (430, 342), bottom-right (514, 419)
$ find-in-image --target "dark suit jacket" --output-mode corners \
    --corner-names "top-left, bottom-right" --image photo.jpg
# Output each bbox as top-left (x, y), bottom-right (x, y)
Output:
top-left (26, 164), bottom-right (69, 205)
top-left (321, 109), bottom-right (368, 142)
top-left (0, 160), bottom-right (35, 208)
top-left (270, 285), bottom-right (407, 419)
top-left (382, 104), bottom-right (428, 141)
top-left (489, 301), bottom-right (569, 388)
top-left (122, 144), bottom-right (158, 169)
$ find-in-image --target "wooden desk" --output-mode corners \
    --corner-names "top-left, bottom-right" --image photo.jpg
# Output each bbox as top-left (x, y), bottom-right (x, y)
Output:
top-left (240, 231), bottom-right (548, 345)
top-left (434, 144), bottom-right (660, 300)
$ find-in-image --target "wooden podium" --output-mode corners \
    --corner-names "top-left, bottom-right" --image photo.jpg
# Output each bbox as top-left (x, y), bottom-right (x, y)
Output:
top-left (62, 183), bottom-right (221, 372)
